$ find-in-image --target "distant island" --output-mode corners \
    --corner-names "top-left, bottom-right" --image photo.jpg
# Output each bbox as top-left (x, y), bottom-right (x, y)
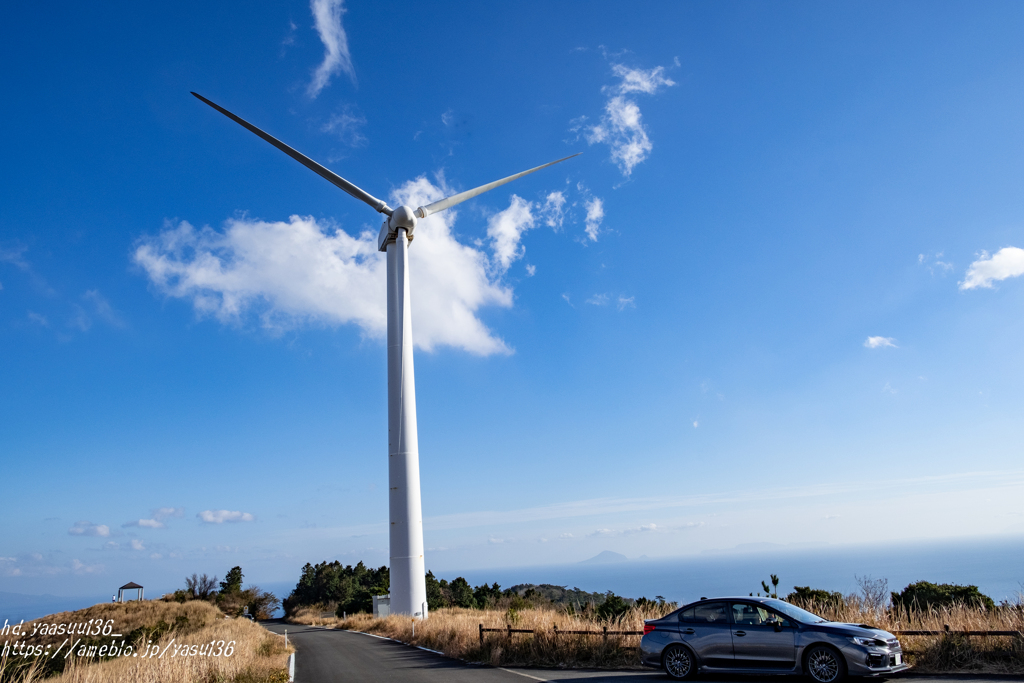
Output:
top-left (580, 550), bottom-right (628, 564)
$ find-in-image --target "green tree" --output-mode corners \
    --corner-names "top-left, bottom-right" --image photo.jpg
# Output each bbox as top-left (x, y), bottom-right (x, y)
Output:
top-left (447, 577), bottom-right (477, 609)
top-left (473, 582), bottom-right (502, 608)
top-left (596, 591), bottom-right (630, 621)
top-left (891, 581), bottom-right (995, 611)
top-left (425, 571), bottom-right (445, 611)
top-left (220, 566), bottom-right (244, 595)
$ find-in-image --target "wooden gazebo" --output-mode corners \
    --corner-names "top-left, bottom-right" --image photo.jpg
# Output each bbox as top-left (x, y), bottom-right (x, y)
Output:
top-left (117, 582), bottom-right (144, 602)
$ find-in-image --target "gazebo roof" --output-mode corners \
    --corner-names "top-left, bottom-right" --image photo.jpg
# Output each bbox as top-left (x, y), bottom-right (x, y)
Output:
top-left (119, 582), bottom-right (143, 590)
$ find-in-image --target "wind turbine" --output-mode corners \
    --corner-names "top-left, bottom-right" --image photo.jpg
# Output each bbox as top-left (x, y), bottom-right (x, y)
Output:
top-left (191, 92), bottom-right (577, 618)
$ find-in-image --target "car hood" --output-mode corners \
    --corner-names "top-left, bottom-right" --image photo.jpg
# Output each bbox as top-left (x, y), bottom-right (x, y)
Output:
top-left (814, 622), bottom-right (896, 640)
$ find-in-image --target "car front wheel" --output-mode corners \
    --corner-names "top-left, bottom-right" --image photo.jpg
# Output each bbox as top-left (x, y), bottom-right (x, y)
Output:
top-left (662, 644), bottom-right (696, 680)
top-left (804, 645), bottom-right (846, 683)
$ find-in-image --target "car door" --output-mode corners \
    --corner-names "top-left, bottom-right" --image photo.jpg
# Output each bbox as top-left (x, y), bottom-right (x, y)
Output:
top-left (729, 602), bottom-right (796, 668)
top-left (679, 601), bottom-right (734, 667)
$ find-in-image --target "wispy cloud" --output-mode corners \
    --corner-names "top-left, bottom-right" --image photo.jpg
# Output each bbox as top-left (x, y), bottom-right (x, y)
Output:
top-left (198, 510), bottom-right (255, 524)
top-left (864, 336), bottom-right (897, 349)
top-left (122, 506), bottom-right (183, 529)
top-left (135, 175), bottom-right (552, 356)
top-left (321, 106), bottom-right (367, 147)
top-left (616, 295), bottom-right (635, 311)
top-left (541, 192), bottom-right (566, 229)
top-left (68, 521), bottom-right (110, 537)
top-left (584, 197), bottom-right (604, 241)
top-left (577, 63), bottom-right (675, 177)
top-left (586, 293), bottom-right (609, 306)
top-left (918, 251), bottom-right (954, 275)
top-left (73, 290), bottom-right (126, 331)
top-left (960, 247), bottom-right (1024, 290)
top-left (308, 0), bottom-right (355, 98)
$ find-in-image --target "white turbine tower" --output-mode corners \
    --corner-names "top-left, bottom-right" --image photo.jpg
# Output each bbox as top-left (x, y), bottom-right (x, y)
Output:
top-left (191, 92), bottom-right (577, 618)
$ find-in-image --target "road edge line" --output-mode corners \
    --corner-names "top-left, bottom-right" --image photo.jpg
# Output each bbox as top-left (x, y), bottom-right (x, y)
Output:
top-left (498, 668), bottom-right (548, 681)
top-left (287, 653), bottom-right (295, 682)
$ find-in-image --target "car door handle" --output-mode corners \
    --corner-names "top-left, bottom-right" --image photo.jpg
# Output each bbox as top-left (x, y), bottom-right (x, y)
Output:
top-left (734, 631), bottom-right (746, 637)
top-left (682, 628), bottom-right (694, 634)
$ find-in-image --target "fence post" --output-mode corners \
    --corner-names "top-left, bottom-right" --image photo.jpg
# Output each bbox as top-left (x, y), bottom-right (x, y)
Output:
top-left (603, 626), bottom-right (608, 641)
top-left (553, 624), bottom-right (558, 638)
top-left (944, 624), bottom-right (950, 633)
top-left (479, 623), bottom-right (483, 645)
top-left (507, 624), bottom-right (512, 639)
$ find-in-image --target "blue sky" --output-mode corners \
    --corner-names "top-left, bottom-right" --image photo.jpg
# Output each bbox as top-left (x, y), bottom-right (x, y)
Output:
top-left (2, 0), bottom-right (1024, 599)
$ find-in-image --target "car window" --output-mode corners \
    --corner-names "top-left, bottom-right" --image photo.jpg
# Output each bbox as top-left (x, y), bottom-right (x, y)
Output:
top-left (731, 603), bottom-right (764, 625)
top-left (730, 603), bottom-right (793, 627)
top-left (683, 602), bottom-right (729, 624)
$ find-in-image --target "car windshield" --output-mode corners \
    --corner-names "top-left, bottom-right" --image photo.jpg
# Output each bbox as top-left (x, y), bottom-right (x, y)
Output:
top-left (764, 599), bottom-right (829, 624)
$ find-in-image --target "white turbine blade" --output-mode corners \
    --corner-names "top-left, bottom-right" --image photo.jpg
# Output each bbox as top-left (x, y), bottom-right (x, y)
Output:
top-left (191, 92), bottom-right (392, 216)
top-left (415, 153), bottom-right (580, 218)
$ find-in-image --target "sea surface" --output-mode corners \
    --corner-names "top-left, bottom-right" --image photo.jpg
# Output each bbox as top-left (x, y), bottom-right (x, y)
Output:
top-left (454, 537), bottom-right (1024, 606)
top-left (2, 537), bottom-right (1021, 623)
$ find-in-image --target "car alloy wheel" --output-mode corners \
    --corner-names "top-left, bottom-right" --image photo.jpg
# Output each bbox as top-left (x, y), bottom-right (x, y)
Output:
top-left (806, 645), bottom-right (845, 683)
top-left (663, 644), bottom-right (695, 680)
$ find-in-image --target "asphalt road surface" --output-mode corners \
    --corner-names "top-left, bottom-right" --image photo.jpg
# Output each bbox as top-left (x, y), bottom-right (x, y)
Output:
top-left (260, 621), bottom-right (1014, 683)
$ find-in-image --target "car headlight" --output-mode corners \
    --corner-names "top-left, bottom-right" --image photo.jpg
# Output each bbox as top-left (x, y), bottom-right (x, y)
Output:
top-left (850, 636), bottom-right (882, 647)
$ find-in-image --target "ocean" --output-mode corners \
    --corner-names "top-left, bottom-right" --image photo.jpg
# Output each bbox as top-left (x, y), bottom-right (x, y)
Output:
top-left (2, 536), bottom-right (1021, 623)
top-left (453, 537), bottom-right (1024, 606)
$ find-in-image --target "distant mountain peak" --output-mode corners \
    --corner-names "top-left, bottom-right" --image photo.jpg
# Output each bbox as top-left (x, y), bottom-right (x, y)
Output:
top-left (580, 550), bottom-right (628, 564)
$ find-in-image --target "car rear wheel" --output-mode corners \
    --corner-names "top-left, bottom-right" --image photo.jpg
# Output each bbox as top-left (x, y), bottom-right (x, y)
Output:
top-left (804, 644), bottom-right (846, 683)
top-left (662, 644), bottom-right (696, 680)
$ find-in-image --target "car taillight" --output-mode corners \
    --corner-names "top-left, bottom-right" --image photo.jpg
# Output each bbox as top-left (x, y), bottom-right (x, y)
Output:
top-left (643, 623), bottom-right (656, 635)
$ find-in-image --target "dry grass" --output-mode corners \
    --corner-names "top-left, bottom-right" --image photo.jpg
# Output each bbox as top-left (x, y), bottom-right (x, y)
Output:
top-left (797, 597), bottom-right (1024, 674)
top-left (313, 603), bottom-right (674, 669)
top-left (291, 598), bottom-right (1024, 674)
top-left (0, 601), bottom-right (292, 683)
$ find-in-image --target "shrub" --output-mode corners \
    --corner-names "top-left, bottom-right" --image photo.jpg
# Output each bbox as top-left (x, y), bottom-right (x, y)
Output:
top-left (787, 586), bottom-right (846, 609)
top-left (892, 581), bottom-right (996, 611)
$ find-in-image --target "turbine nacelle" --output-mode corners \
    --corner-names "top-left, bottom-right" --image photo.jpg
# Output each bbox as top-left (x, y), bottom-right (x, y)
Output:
top-left (378, 205), bottom-right (418, 252)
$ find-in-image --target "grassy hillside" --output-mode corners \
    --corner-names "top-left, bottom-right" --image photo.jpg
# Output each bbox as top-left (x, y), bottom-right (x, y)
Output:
top-left (0, 600), bottom-right (291, 683)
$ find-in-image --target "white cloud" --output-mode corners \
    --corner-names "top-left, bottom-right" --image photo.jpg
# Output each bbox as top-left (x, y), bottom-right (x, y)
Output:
top-left (960, 247), bottom-right (1024, 290)
top-left (130, 539), bottom-right (145, 550)
top-left (882, 382), bottom-right (897, 395)
top-left (487, 195), bottom-right (536, 273)
top-left (582, 63), bottom-right (675, 177)
top-left (616, 295), bottom-right (635, 310)
top-left (154, 506), bottom-right (184, 520)
top-left (608, 63), bottom-right (675, 95)
top-left (586, 293), bottom-right (609, 306)
top-left (308, 0), bottom-right (355, 98)
top-left (541, 192), bottom-right (566, 229)
top-left (71, 559), bottom-right (102, 574)
top-left (198, 510), bottom-right (255, 524)
top-left (123, 507), bottom-right (182, 528)
top-left (584, 197), bottom-right (604, 241)
top-left (525, 264), bottom-right (536, 277)
top-left (135, 175), bottom-right (525, 356)
top-left (124, 519), bottom-right (164, 529)
top-left (68, 521), bottom-right (110, 537)
top-left (864, 336), bottom-right (897, 349)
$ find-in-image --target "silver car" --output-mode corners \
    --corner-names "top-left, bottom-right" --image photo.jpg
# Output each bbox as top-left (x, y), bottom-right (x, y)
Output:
top-left (640, 596), bottom-right (909, 682)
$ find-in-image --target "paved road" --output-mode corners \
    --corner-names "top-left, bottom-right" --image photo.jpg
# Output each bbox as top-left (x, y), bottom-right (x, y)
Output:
top-left (260, 621), bottom-right (1016, 683)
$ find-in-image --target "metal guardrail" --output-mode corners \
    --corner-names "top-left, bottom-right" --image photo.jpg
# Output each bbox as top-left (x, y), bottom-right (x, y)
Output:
top-left (478, 623), bottom-right (1022, 644)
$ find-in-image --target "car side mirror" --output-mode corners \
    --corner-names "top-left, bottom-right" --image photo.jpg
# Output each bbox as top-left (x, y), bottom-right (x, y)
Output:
top-left (773, 621), bottom-right (784, 632)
